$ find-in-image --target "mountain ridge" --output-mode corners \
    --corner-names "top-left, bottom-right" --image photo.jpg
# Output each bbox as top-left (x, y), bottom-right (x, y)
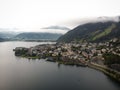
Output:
top-left (57, 20), bottom-right (120, 43)
top-left (13, 32), bottom-right (62, 40)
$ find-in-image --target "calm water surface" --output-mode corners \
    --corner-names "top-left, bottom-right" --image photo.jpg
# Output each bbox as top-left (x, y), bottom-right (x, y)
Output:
top-left (0, 41), bottom-right (120, 90)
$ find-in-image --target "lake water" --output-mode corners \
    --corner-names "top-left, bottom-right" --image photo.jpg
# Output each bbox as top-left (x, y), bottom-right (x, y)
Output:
top-left (0, 41), bottom-right (120, 90)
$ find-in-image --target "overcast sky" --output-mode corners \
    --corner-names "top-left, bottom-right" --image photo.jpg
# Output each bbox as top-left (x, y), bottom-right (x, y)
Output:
top-left (0, 0), bottom-right (120, 32)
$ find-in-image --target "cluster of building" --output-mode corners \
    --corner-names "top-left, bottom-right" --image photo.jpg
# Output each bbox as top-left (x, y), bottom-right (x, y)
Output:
top-left (14, 38), bottom-right (120, 66)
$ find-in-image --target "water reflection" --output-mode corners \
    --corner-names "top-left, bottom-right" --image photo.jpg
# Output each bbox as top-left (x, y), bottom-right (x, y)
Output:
top-left (57, 63), bottom-right (61, 68)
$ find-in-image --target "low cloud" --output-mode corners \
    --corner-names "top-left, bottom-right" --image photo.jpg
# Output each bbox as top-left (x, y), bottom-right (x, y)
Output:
top-left (42, 26), bottom-right (70, 31)
top-left (62, 16), bottom-right (120, 29)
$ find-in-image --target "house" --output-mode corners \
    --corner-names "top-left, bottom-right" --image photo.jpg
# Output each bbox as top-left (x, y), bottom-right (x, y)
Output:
top-left (82, 51), bottom-right (89, 58)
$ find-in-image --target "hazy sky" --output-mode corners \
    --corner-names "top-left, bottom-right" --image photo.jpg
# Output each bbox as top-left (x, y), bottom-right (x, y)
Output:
top-left (0, 0), bottom-right (120, 32)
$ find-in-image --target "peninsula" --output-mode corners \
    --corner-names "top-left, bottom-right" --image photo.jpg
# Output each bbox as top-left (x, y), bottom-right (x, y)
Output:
top-left (13, 38), bottom-right (120, 82)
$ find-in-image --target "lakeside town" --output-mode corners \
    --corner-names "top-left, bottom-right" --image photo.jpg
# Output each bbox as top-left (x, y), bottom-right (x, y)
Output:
top-left (13, 38), bottom-right (120, 82)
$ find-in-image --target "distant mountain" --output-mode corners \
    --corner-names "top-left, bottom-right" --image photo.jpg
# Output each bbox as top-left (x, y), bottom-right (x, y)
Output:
top-left (57, 20), bottom-right (120, 43)
top-left (0, 37), bottom-right (4, 42)
top-left (0, 31), bottom-right (18, 39)
top-left (42, 26), bottom-right (70, 30)
top-left (13, 32), bottom-right (62, 41)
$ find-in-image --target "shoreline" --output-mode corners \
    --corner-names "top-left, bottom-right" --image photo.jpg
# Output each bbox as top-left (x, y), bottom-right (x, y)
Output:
top-left (88, 63), bottom-right (120, 82)
top-left (16, 55), bottom-right (120, 82)
top-left (25, 56), bottom-right (88, 67)
top-left (13, 40), bottom-right (120, 83)
top-left (20, 55), bottom-right (120, 82)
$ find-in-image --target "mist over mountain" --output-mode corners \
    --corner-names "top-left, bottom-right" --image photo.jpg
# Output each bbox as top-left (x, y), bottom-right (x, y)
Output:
top-left (0, 16), bottom-right (120, 42)
top-left (65, 16), bottom-right (120, 28)
top-left (57, 16), bottom-right (120, 43)
top-left (0, 30), bottom-right (63, 41)
top-left (0, 31), bottom-right (19, 39)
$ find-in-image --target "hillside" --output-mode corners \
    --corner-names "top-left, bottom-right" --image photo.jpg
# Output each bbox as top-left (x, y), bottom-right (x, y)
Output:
top-left (57, 21), bottom-right (120, 43)
top-left (0, 38), bottom-right (4, 42)
top-left (13, 32), bottom-right (62, 41)
top-left (0, 32), bottom-right (17, 39)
